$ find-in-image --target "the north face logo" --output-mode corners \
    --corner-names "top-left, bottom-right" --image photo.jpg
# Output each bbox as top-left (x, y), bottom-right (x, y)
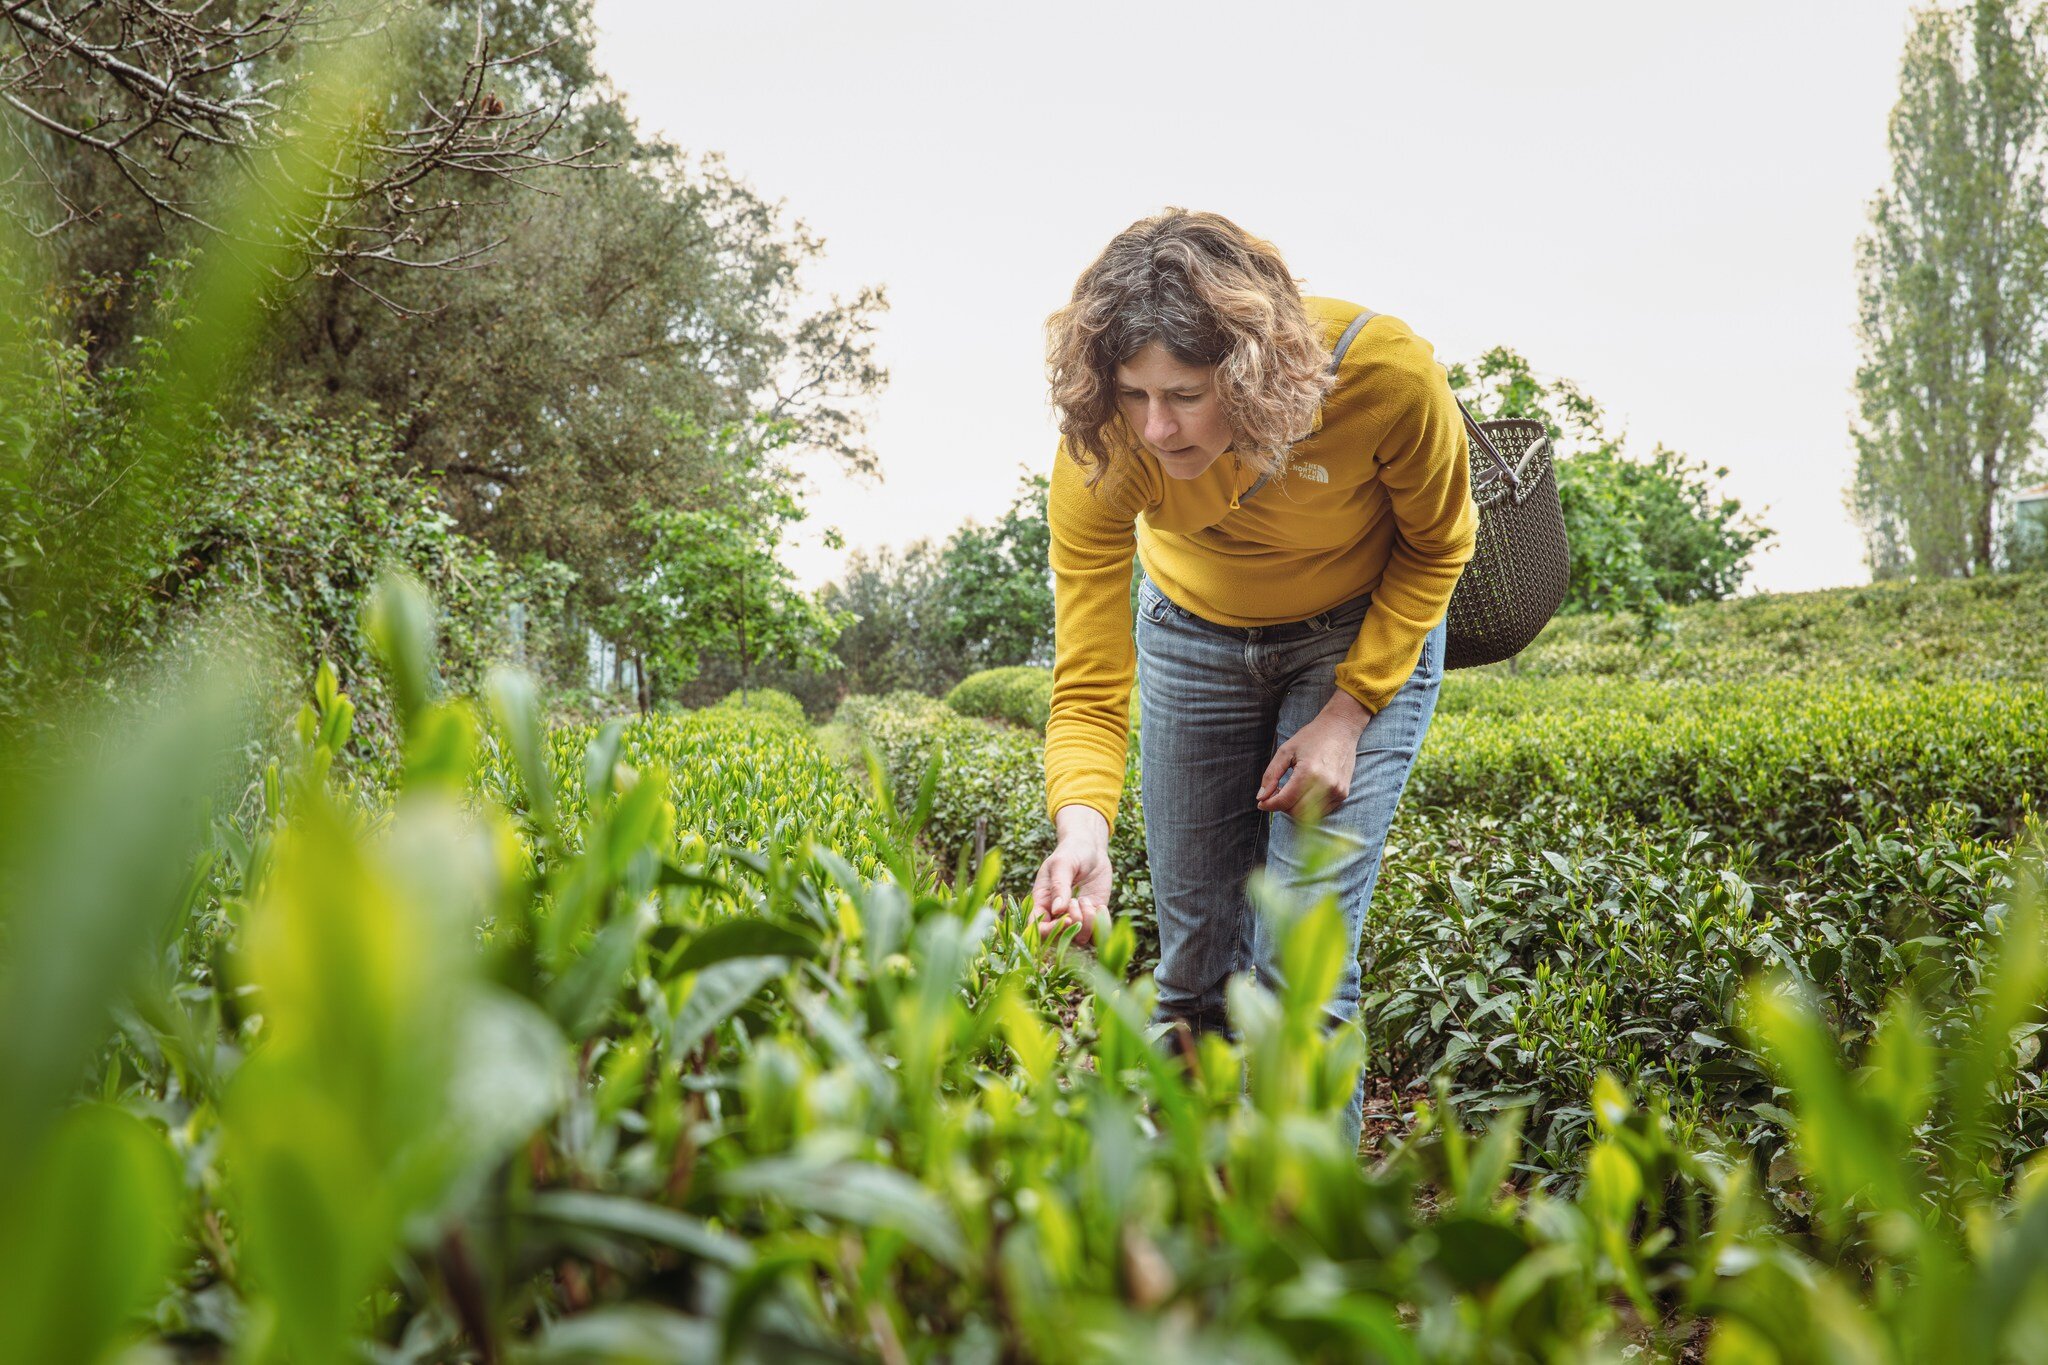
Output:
top-left (1294, 462), bottom-right (1329, 483)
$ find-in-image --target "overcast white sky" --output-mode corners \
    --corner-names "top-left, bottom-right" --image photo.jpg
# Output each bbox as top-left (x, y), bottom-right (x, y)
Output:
top-left (591, 1), bottom-right (1926, 595)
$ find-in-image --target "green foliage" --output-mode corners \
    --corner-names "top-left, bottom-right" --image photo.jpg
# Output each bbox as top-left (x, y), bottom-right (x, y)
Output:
top-left (300, 127), bottom-right (890, 667)
top-left (820, 470), bottom-right (1055, 698)
top-left (1364, 799), bottom-right (2043, 1189)
top-left (929, 470), bottom-right (1054, 673)
top-left (0, 257), bottom-right (167, 721)
top-left (602, 415), bottom-right (851, 704)
top-left (1557, 443), bottom-right (1773, 618)
top-left (0, 37), bottom-right (461, 745)
top-left (16, 0), bottom-right (885, 699)
top-left (1710, 877), bottom-right (2048, 1361)
top-left (818, 539), bottom-right (955, 697)
top-left (143, 400), bottom-right (570, 755)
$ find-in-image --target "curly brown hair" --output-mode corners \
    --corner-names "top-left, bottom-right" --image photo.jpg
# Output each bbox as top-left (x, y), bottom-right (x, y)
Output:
top-left (1045, 208), bottom-right (1336, 489)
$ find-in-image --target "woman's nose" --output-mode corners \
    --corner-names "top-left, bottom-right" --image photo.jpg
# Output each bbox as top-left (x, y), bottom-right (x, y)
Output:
top-left (1143, 403), bottom-right (1177, 444)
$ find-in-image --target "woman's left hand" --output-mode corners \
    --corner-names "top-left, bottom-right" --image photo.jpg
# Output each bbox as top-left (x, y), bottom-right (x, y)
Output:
top-left (1256, 691), bottom-right (1373, 817)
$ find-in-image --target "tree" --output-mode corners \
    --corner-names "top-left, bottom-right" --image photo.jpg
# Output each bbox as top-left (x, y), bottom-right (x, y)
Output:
top-left (1448, 347), bottom-right (1772, 620)
top-left (1849, 0), bottom-right (2048, 578)
top-left (274, 127), bottom-right (887, 656)
top-left (7, 0), bottom-right (889, 668)
top-left (930, 470), bottom-right (1054, 675)
top-left (819, 540), bottom-right (953, 696)
top-left (1, 2), bottom-right (603, 300)
top-left (600, 417), bottom-right (849, 711)
top-left (3, 0), bottom-right (884, 718)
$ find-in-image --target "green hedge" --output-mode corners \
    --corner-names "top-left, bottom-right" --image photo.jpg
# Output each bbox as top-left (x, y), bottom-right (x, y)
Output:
top-left (531, 706), bottom-right (891, 869)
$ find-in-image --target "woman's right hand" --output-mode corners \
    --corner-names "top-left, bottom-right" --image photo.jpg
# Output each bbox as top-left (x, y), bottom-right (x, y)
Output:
top-left (1031, 805), bottom-right (1114, 947)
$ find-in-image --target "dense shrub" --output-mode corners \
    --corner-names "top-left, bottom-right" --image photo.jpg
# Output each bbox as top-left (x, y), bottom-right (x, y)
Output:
top-left (945, 666), bottom-right (1055, 731)
top-left (707, 686), bottom-right (809, 728)
top-left (1446, 345), bottom-right (1772, 620)
top-left (147, 403), bottom-right (571, 761)
top-left (946, 664), bottom-right (1139, 735)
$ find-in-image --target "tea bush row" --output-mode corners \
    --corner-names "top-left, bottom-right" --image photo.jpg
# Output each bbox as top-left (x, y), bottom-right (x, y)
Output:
top-left (929, 573), bottom-right (2048, 725)
top-left (849, 693), bottom-right (2043, 1189)
top-left (844, 672), bottom-right (2046, 934)
top-left (840, 672), bottom-right (2048, 1182)
top-left (535, 701), bottom-right (894, 873)
top-left (1485, 568), bottom-right (2048, 684)
top-left (835, 690), bottom-right (1155, 930)
top-left (1411, 677), bottom-right (2048, 861)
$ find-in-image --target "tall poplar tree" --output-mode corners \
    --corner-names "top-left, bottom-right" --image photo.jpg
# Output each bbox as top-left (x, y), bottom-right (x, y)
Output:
top-left (1849, 0), bottom-right (2048, 578)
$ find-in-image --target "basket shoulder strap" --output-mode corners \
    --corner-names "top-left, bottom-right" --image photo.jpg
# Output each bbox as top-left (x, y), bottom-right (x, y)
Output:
top-left (1330, 309), bottom-right (1375, 371)
top-left (1334, 307), bottom-right (1519, 491)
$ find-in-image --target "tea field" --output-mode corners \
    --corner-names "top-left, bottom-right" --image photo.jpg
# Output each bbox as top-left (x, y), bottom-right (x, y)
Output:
top-left (879, 577), bottom-right (2048, 1183)
top-left (4, 573), bottom-right (2047, 1362)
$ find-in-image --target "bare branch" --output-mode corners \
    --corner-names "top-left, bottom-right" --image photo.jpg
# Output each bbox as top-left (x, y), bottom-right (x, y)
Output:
top-left (0, 0), bottom-right (615, 309)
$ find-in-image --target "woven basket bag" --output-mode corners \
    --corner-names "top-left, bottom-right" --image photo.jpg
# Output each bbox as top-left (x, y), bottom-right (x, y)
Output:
top-left (1326, 308), bottom-right (1571, 670)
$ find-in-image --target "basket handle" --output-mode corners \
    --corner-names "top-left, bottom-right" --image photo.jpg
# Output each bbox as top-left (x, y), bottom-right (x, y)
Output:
top-left (1332, 308), bottom-right (1523, 496)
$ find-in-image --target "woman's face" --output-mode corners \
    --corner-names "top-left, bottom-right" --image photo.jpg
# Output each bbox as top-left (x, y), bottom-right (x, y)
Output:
top-left (1114, 341), bottom-right (1233, 479)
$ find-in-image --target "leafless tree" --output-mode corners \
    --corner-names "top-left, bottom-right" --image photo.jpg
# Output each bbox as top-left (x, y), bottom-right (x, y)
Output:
top-left (1, 1), bottom-right (607, 309)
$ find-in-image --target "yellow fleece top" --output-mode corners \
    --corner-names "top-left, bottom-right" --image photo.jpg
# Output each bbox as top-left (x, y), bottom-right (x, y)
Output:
top-left (1044, 297), bottom-right (1478, 831)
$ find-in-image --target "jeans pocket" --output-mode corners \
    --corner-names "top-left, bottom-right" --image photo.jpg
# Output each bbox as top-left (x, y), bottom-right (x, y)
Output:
top-left (1136, 577), bottom-right (1173, 625)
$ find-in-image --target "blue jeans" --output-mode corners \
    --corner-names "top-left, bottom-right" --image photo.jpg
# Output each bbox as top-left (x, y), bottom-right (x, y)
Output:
top-left (1134, 573), bottom-right (1447, 1154)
